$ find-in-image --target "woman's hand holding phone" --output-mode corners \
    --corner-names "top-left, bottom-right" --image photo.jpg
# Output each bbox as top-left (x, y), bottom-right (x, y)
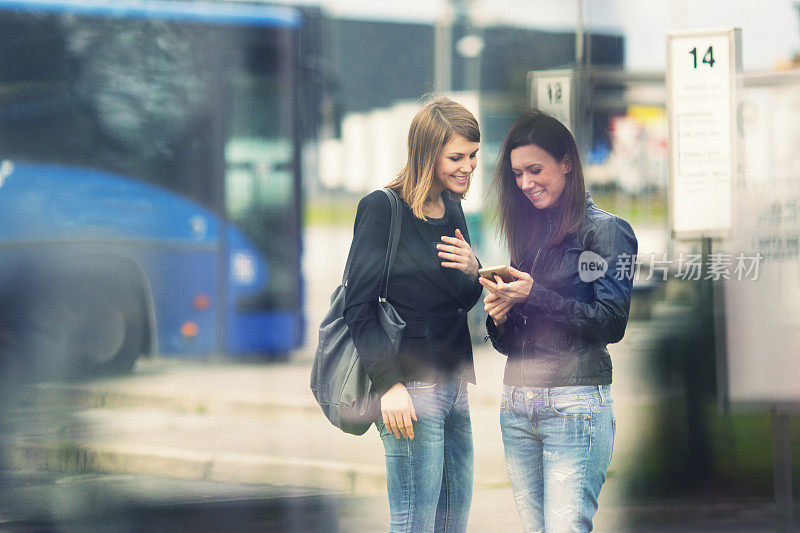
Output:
top-left (479, 265), bottom-right (533, 304)
top-left (381, 382), bottom-right (417, 440)
top-left (437, 229), bottom-right (479, 278)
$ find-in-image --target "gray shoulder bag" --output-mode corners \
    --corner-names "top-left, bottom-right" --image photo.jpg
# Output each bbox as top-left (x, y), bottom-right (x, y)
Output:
top-left (310, 188), bottom-right (406, 435)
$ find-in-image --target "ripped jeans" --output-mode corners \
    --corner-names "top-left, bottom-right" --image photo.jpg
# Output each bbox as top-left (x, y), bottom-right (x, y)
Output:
top-left (499, 384), bottom-right (615, 533)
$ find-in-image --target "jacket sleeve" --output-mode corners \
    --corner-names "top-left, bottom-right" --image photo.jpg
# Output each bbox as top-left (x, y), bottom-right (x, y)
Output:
top-left (462, 265), bottom-right (483, 311)
top-left (343, 192), bottom-right (404, 396)
top-left (523, 216), bottom-right (638, 344)
top-left (485, 311), bottom-right (516, 356)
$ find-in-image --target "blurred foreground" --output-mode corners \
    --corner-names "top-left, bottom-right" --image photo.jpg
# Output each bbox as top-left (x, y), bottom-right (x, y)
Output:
top-left (1, 316), bottom-right (798, 530)
top-left (1, 225), bottom-right (799, 531)
top-left (1, 346), bottom-right (796, 532)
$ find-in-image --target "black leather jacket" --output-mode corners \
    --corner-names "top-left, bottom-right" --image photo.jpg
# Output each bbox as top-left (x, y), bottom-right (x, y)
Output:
top-left (486, 194), bottom-right (638, 387)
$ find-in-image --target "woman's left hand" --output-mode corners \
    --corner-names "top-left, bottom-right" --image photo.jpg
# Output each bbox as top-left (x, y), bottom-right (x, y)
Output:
top-left (438, 229), bottom-right (479, 278)
top-left (478, 265), bottom-right (533, 304)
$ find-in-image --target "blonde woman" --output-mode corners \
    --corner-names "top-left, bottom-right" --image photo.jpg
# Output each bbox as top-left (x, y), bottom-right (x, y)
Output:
top-left (343, 97), bottom-right (482, 532)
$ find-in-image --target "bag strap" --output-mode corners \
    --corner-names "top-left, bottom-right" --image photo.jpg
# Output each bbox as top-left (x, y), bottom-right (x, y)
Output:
top-left (379, 188), bottom-right (402, 300)
top-left (341, 188), bottom-right (403, 300)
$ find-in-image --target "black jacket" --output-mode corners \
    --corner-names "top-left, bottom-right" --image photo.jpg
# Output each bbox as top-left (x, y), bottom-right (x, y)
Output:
top-left (486, 194), bottom-right (638, 387)
top-left (343, 190), bottom-right (482, 395)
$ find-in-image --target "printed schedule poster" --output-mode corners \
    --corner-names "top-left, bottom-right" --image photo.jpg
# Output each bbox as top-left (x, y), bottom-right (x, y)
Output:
top-left (668, 30), bottom-right (739, 238)
top-left (722, 79), bottom-right (800, 406)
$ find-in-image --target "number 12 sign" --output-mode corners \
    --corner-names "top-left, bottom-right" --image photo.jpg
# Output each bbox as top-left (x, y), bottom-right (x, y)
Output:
top-left (667, 28), bottom-right (741, 239)
top-left (528, 69), bottom-right (575, 135)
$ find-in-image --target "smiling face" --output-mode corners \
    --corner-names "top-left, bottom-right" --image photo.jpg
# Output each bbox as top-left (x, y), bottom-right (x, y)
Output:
top-left (510, 143), bottom-right (569, 210)
top-left (433, 135), bottom-right (479, 196)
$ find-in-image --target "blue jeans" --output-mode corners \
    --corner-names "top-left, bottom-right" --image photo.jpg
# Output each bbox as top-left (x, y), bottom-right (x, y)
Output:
top-left (500, 384), bottom-right (615, 533)
top-left (377, 379), bottom-right (473, 532)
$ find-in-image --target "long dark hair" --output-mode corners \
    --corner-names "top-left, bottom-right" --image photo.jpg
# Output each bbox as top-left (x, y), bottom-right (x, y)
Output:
top-left (489, 110), bottom-right (586, 265)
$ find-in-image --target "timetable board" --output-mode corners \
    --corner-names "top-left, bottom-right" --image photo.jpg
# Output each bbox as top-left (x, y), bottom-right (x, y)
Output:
top-left (667, 28), bottom-right (741, 239)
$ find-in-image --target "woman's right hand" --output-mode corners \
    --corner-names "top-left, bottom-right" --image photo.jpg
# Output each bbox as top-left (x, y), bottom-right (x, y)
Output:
top-left (381, 382), bottom-right (417, 439)
top-left (484, 291), bottom-right (514, 327)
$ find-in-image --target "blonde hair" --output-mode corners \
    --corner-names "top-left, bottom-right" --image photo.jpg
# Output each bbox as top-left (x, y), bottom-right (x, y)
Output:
top-left (387, 97), bottom-right (480, 219)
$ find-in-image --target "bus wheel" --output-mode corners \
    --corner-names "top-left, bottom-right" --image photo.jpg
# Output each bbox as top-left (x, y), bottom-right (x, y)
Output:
top-left (69, 279), bottom-right (146, 377)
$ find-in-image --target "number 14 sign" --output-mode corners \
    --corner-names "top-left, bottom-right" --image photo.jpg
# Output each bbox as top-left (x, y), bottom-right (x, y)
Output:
top-left (667, 28), bottom-right (742, 239)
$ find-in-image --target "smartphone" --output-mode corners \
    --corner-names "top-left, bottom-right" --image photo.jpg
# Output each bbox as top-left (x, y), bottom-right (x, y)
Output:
top-left (478, 265), bottom-right (515, 283)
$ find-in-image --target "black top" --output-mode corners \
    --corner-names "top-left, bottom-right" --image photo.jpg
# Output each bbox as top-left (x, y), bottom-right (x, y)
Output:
top-left (343, 189), bottom-right (483, 395)
top-left (414, 209), bottom-right (473, 296)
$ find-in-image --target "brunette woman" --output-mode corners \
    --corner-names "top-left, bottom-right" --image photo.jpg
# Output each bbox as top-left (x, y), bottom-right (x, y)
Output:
top-left (482, 110), bottom-right (637, 532)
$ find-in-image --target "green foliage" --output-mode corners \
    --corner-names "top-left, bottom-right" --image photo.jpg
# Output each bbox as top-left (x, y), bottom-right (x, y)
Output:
top-left (305, 195), bottom-right (360, 227)
top-left (589, 189), bottom-right (667, 226)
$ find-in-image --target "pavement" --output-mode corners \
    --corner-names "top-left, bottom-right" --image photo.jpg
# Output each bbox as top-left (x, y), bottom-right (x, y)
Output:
top-left (3, 345), bottom-right (508, 494)
top-left (1, 300), bottom-right (793, 531)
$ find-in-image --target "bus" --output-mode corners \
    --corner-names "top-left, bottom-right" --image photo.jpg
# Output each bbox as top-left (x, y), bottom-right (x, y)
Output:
top-left (0, 0), bottom-right (319, 379)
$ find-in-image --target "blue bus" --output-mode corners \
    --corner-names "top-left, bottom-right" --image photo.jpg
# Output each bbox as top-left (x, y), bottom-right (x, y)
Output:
top-left (0, 0), bottom-right (319, 378)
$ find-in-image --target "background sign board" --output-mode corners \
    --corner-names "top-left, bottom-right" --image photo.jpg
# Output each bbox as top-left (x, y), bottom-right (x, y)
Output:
top-left (720, 73), bottom-right (800, 408)
top-left (528, 69), bottom-right (575, 135)
top-left (667, 28), bottom-right (741, 239)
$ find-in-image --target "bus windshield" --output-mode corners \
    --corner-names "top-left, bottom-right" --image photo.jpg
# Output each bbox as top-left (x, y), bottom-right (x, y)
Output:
top-left (0, 1), bottom-right (305, 358)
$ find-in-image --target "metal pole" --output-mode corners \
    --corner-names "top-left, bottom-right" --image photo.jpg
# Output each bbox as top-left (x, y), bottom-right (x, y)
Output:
top-left (434, 10), bottom-right (452, 93)
top-left (575, 0), bottom-right (584, 67)
top-left (574, 0), bottom-right (586, 160)
top-left (772, 409), bottom-right (794, 532)
top-left (463, 2), bottom-right (481, 96)
top-left (212, 42), bottom-right (228, 356)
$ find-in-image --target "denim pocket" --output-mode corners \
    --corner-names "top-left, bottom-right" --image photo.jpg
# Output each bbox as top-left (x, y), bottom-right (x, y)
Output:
top-left (500, 394), bottom-right (510, 412)
top-left (377, 422), bottom-right (392, 438)
top-left (551, 398), bottom-right (591, 419)
top-left (610, 417), bottom-right (617, 455)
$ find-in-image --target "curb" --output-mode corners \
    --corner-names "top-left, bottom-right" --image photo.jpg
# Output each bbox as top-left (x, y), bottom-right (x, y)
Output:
top-left (11, 382), bottom-right (510, 416)
top-left (12, 384), bottom-right (320, 416)
top-left (6, 440), bottom-right (388, 494)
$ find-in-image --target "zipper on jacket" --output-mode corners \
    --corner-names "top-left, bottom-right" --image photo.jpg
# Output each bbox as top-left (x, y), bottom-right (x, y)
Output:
top-left (530, 212), bottom-right (552, 281)
top-left (521, 211), bottom-right (552, 381)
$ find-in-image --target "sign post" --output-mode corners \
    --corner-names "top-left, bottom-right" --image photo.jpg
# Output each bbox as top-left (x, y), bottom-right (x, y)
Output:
top-left (667, 27), bottom-right (742, 413)
top-left (670, 28), bottom-right (797, 532)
